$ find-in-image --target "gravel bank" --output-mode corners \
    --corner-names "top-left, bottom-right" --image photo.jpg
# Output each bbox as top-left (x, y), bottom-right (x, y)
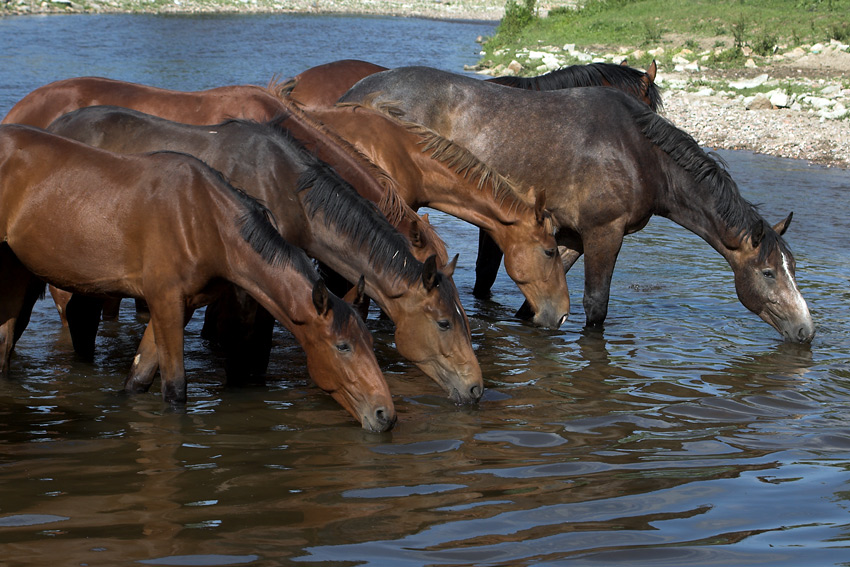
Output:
top-left (3, 0), bottom-right (848, 169)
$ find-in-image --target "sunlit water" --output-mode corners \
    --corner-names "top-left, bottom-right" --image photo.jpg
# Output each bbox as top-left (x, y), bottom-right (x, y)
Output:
top-left (1, 13), bottom-right (849, 567)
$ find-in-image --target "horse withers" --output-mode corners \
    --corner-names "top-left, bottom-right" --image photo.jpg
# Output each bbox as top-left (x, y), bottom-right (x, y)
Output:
top-left (0, 124), bottom-right (396, 431)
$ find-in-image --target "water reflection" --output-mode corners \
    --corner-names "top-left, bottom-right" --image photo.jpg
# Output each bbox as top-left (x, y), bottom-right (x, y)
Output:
top-left (2, 13), bottom-right (850, 567)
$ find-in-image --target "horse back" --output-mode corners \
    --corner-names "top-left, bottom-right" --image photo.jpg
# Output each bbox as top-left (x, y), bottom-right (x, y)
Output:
top-left (0, 125), bottom-right (237, 295)
top-left (3, 76), bottom-right (285, 128)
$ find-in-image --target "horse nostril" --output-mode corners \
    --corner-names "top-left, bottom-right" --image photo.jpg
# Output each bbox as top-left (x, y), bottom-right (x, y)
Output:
top-left (470, 383), bottom-right (484, 402)
top-left (375, 407), bottom-right (397, 429)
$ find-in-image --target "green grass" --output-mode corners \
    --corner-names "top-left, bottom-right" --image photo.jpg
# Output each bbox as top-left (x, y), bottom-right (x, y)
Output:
top-left (482, 0), bottom-right (850, 71)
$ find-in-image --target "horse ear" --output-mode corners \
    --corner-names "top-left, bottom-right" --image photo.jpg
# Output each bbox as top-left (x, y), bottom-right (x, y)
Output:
top-left (409, 220), bottom-right (423, 248)
top-left (620, 59), bottom-right (628, 66)
top-left (534, 188), bottom-right (547, 225)
top-left (422, 254), bottom-right (439, 291)
top-left (421, 212), bottom-right (430, 224)
top-left (646, 60), bottom-right (657, 83)
top-left (312, 279), bottom-right (331, 316)
top-left (443, 254), bottom-right (459, 278)
top-left (750, 219), bottom-right (766, 249)
top-left (773, 212), bottom-right (793, 236)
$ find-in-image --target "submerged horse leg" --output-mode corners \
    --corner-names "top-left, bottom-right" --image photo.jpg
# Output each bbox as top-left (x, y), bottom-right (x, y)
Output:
top-left (0, 246), bottom-right (43, 378)
top-left (473, 229), bottom-right (503, 299)
top-left (65, 294), bottom-right (105, 361)
top-left (149, 298), bottom-right (189, 404)
top-left (580, 226), bottom-right (626, 328)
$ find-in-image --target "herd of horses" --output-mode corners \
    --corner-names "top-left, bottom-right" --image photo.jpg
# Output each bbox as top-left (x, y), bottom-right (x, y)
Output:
top-left (0, 59), bottom-right (815, 432)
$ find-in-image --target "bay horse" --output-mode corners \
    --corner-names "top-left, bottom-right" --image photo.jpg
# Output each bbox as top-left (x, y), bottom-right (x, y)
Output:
top-left (339, 66), bottom-right (815, 343)
top-left (280, 59), bottom-right (661, 111)
top-left (0, 125), bottom-right (396, 431)
top-left (47, 106), bottom-right (483, 404)
top-left (286, 100), bottom-right (570, 327)
top-left (264, 98), bottom-right (569, 328)
top-left (2, 76), bottom-right (445, 321)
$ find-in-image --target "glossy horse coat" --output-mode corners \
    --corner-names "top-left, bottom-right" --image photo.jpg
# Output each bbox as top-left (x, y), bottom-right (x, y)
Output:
top-left (298, 102), bottom-right (570, 328)
top-left (0, 125), bottom-right (396, 431)
top-left (339, 67), bottom-right (815, 342)
top-left (47, 106), bottom-right (483, 403)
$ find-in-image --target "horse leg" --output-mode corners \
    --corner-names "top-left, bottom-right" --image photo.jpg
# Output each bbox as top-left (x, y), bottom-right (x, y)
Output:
top-left (101, 297), bottom-right (122, 321)
top-left (125, 323), bottom-right (160, 394)
top-left (581, 227), bottom-right (625, 328)
top-left (473, 229), bottom-right (503, 299)
top-left (148, 299), bottom-right (189, 404)
top-left (48, 285), bottom-right (72, 327)
top-left (0, 247), bottom-right (42, 379)
top-left (65, 294), bottom-right (105, 361)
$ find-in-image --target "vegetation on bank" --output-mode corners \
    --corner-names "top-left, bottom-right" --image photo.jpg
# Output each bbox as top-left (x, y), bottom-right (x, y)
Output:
top-left (480, 0), bottom-right (850, 72)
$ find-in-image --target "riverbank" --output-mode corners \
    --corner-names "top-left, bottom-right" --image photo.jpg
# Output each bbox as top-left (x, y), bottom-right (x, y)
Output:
top-left (3, 0), bottom-right (848, 169)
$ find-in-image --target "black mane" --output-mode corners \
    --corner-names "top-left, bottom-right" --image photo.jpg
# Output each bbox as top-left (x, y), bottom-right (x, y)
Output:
top-left (631, 107), bottom-right (786, 261)
top-left (295, 154), bottom-right (424, 286)
top-left (490, 61), bottom-right (663, 112)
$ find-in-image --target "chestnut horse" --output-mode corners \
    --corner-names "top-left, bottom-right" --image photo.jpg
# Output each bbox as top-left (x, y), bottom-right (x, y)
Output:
top-left (280, 59), bottom-right (661, 111)
top-left (0, 125), bottom-right (396, 431)
top-left (282, 100), bottom-right (570, 327)
top-left (264, 98), bottom-right (569, 328)
top-left (339, 67), bottom-right (815, 343)
top-left (2, 76), bottom-right (445, 320)
top-left (47, 106), bottom-right (483, 403)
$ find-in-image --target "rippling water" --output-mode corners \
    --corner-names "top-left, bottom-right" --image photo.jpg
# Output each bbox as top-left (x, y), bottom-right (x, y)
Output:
top-left (1, 13), bottom-right (850, 567)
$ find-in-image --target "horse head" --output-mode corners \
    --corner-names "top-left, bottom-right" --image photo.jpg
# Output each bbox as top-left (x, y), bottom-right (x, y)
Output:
top-left (303, 280), bottom-right (397, 432)
top-left (733, 213), bottom-right (815, 343)
top-left (390, 254), bottom-right (484, 404)
top-left (502, 189), bottom-right (571, 328)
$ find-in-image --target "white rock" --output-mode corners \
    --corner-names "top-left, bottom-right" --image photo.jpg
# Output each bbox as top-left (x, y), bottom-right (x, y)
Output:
top-left (744, 58), bottom-right (757, 68)
top-left (811, 42), bottom-right (825, 53)
top-left (805, 96), bottom-right (834, 109)
top-left (729, 74), bottom-right (770, 89)
top-left (694, 87), bottom-right (714, 96)
top-left (684, 62), bottom-right (700, 72)
top-left (770, 92), bottom-right (790, 107)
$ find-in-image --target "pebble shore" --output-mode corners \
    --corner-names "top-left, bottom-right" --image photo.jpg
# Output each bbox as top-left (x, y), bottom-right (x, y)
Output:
top-left (3, 0), bottom-right (848, 169)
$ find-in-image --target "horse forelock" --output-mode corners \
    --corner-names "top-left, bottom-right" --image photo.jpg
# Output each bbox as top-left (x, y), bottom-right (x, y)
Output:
top-left (631, 107), bottom-right (777, 248)
top-left (295, 161), bottom-right (422, 285)
top-left (265, 75), bottom-right (295, 100)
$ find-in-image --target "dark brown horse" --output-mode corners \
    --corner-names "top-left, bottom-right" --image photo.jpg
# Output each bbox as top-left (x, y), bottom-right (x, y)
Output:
top-left (289, 100), bottom-right (570, 327)
top-left (339, 66), bottom-right (815, 343)
top-left (0, 125), bottom-right (396, 431)
top-left (281, 59), bottom-right (661, 111)
top-left (47, 106), bottom-right (483, 404)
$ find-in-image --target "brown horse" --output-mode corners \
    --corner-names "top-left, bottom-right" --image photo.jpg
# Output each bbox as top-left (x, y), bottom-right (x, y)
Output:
top-left (339, 67), bottom-right (815, 343)
top-left (280, 59), bottom-right (661, 111)
top-left (0, 124), bottom-right (396, 431)
top-left (46, 106), bottom-right (484, 404)
top-left (286, 100), bottom-right (570, 327)
top-left (2, 76), bottom-right (445, 320)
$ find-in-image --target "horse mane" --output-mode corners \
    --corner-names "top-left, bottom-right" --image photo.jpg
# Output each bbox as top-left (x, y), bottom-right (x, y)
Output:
top-left (267, 75), bottom-right (295, 99)
top-left (263, 90), bottom-right (443, 244)
top-left (339, 97), bottom-right (529, 215)
top-left (295, 156), bottom-right (424, 286)
top-left (491, 62), bottom-right (663, 112)
top-left (631, 107), bottom-right (785, 261)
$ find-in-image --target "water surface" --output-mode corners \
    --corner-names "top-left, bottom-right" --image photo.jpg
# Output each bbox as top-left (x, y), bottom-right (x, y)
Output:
top-left (1, 13), bottom-right (849, 567)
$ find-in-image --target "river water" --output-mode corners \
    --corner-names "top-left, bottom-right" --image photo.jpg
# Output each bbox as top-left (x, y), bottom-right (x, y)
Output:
top-left (1, 13), bottom-right (849, 567)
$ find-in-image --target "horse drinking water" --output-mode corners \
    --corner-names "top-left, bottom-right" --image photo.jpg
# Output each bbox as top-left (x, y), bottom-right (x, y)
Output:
top-left (339, 66), bottom-right (814, 343)
top-left (0, 124), bottom-right (396, 431)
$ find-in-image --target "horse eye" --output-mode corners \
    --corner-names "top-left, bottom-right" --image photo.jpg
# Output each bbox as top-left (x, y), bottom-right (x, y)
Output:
top-left (544, 248), bottom-right (557, 258)
top-left (437, 320), bottom-right (452, 331)
top-left (762, 269), bottom-right (775, 279)
top-left (336, 342), bottom-right (352, 353)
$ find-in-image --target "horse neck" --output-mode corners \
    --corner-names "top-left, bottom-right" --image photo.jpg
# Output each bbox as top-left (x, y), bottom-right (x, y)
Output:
top-left (221, 225), bottom-right (319, 339)
top-left (273, 103), bottom-right (389, 202)
top-left (660, 167), bottom-right (753, 265)
top-left (301, 209), bottom-right (414, 318)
